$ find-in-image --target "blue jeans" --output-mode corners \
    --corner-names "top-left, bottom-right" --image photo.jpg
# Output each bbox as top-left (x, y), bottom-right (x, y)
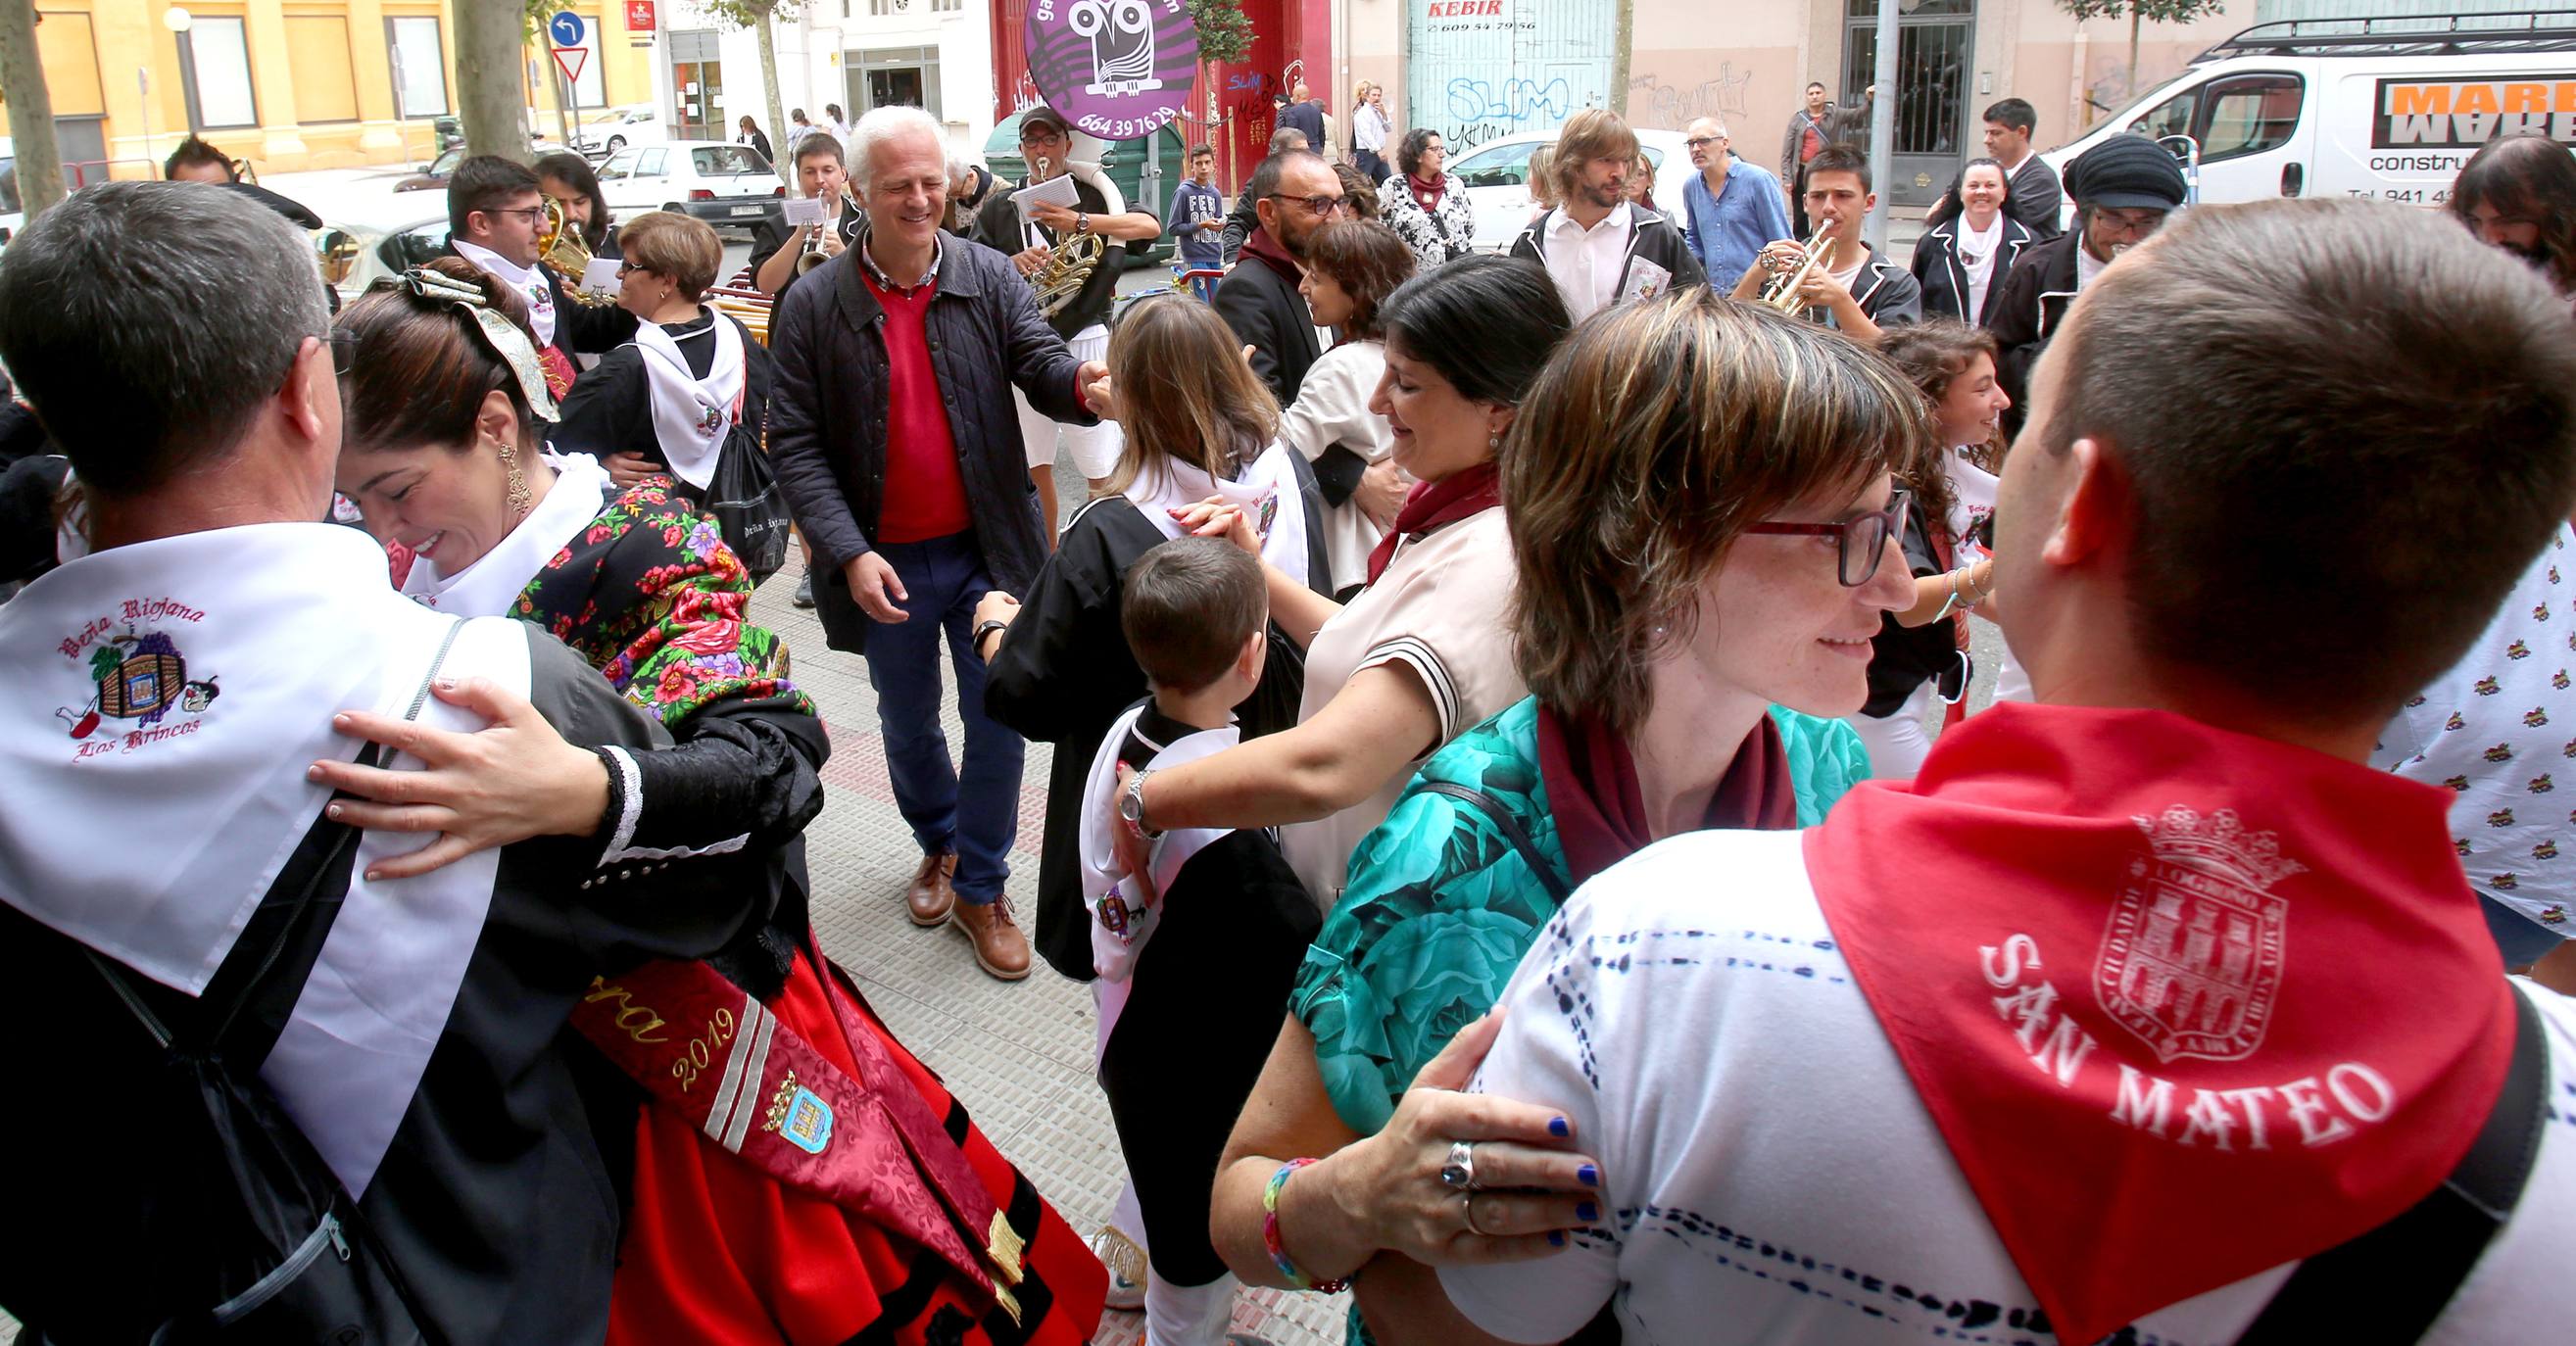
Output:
top-left (860, 531), bottom-right (1025, 903)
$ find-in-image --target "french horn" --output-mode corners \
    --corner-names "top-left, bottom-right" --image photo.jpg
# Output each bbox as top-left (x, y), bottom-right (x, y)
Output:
top-left (539, 197), bottom-right (617, 308)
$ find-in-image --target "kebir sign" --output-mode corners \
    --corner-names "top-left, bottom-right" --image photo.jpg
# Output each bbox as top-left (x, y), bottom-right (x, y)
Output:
top-left (1024, 0), bottom-right (1199, 141)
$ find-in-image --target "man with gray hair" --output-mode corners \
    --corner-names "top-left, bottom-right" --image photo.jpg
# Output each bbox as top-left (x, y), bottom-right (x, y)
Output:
top-left (1677, 115), bottom-right (1791, 290)
top-left (0, 184), bottom-right (764, 1341)
top-left (771, 104), bottom-right (1106, 980)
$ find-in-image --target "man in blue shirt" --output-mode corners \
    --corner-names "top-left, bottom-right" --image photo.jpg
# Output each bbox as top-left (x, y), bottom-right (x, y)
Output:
top-left (1169, 144), bottom-right (1227, 273)
top-left (1678, 117), bottom-right (1793, 291)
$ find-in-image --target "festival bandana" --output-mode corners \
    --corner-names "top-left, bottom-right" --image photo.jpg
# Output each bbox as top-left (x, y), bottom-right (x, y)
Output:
top-left (1074, 701), bottom-right (1239, 1059)
top-left (1804, 702), bottom-right (2516, 1343)
top-left (1362, 461), bottom-right (1502, 587)
top-left (1124, 437), bottom-right (1311, 595)
top-left (629, 316), bottom-right (748, 491)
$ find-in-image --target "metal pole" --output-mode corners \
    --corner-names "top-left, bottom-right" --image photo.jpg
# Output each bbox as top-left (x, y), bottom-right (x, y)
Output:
top-left (1864, 0), bottom-right (1899, 253)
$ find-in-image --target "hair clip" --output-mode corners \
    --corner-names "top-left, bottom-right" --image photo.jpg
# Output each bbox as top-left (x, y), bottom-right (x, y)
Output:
top-left (390, 266), bottom-right (561, 423)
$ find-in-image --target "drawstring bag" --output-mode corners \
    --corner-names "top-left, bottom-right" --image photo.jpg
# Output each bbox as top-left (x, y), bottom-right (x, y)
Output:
top-left (702, 383), bottom-right (791, 584)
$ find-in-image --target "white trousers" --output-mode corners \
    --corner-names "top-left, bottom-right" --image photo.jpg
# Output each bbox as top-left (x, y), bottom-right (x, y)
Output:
top-left (1851, 681), bottom-right (1936, 781)
top-left (1016, 323), bottom-right (1124, 479)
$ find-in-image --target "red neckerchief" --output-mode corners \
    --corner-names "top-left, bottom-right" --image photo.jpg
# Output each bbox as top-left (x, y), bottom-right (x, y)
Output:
top-left (1239, 224), bottom-right (1303, 287)
top-left (1536, 706), bottom-right (1795, 885)
top-left (1406, 173), bottom-right (1445, 214)
top-left (1805, 702), bottom-right (2514, 1344)
top-left (1362, 462), bottom-right (1500, 586)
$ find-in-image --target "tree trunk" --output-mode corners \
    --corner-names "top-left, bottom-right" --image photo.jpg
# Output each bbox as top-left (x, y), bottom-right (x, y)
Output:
top-left (2127, 8), bottom-right (2143, 110)
top-left (0, 0), bottom-right (63, 216)
top-left (1610, 0), bottom-right (1632, 122)
top-left (755, 6), bottom-right (791, 186)
top-left (457, 0), bottom-right (532, 163)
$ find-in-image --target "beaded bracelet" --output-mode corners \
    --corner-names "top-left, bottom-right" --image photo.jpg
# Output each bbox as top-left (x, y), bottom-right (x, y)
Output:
top-left (1261, 1158), bottom-right (1351, 1293)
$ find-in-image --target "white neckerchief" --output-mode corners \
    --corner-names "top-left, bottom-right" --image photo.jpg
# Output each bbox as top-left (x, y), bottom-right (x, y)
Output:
top-left (1077, 700), bottom-right (1240, 1063)
top-left (401, 454), bottom-right (612, 616)
top-left (0, 522), bottom-right (525, 1195)
top-left (2076, 238), bottom-right (2111, 291)
top-left (1123, 439), bottom-right (1311, 593)
top-left (1958, 214), bottom-right (2006, 315)
top-left (628, 316), bottom-right (746, 490)
top-left (454, 236), bottom-right (559, 349)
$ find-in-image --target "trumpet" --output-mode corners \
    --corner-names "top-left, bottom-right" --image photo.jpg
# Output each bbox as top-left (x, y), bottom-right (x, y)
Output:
top-left (795, 185), bottom-right (861, 276)
top-left (1758, 223), bottom-right (1835, 313)
top-left (539, 197), bottom-right (616, 308)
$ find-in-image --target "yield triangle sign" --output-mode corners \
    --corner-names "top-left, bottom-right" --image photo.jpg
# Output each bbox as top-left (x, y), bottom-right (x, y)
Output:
top-left (553, 46), bottom-right (589, 87)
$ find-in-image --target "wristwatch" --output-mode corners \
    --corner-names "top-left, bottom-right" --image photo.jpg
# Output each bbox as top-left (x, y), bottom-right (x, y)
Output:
top-left (1120, 767), bottom-right (1164, 842)
top-left (1075, 211), bottom-right (1092, 235)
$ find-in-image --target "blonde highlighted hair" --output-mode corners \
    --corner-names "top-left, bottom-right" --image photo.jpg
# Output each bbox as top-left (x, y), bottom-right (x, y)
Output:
top-left (1100, 296), bottom-right (1282, 498)
top-left (1504, 292), bottom-right (1932, 735)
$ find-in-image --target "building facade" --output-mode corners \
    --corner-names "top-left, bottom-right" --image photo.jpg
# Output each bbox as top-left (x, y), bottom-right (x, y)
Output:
top-left (23, 1), bottom-right (656, 179)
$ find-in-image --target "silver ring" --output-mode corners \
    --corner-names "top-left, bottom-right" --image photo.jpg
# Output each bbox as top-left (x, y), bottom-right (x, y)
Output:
top-left (1438, 1139), bottom-right (1477, 1190)
top-left (1461, 1191), bottom-right (1495, 1237)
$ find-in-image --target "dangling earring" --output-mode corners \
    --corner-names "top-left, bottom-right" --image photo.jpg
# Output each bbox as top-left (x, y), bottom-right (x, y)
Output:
top-left (496, 437), bottom-right (532, 517)
top-left (1487, 434), bottom-right (1501, 452)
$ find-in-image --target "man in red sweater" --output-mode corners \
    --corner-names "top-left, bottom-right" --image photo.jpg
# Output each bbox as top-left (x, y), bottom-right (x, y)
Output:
top-left (769, 105), bottom-right (1106, 980)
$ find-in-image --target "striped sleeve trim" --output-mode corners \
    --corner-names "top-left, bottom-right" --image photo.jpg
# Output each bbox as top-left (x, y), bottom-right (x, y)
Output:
top-left (1358, 635), bottom-right (1459, 750)
top-left (598, 745), bottom-right (644, 866)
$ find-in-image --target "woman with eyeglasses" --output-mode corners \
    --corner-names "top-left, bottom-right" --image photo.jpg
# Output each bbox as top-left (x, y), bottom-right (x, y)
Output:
top-left (1847, 319), bottom-right (2009, 779)
top-left (321, 259), bottom-right (1111, 1346)
top-left (549, 212), bottom-right (775, 512)
top-left (1378, 128), bottom-right (1475, 269)
top-left (1202, 291), bottom-right (1895, 1345)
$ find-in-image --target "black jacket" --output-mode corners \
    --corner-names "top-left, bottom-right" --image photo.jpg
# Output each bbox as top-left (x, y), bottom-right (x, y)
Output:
top-left (1212, 238), bottom-right (1324, 407)
top-left (768, 224), bottom-right (1092, 654)
top-left (440, 239), bottom-right (640, 355)
top-left (973, 171), bottom-right (1134, 337)
top-left (1910, 215), bottom-right (2036, 326)
top-left (1506, 205), bottom-right (1711, 312)
top-left (1219, 183), bottom-right (1259, 266)
top-left (1985, 233), bottom-right (2083, 435)
top-left (745, 207), bottom-right (867, 300)
top-left (984, 486), bottom-right (1330, 980)
top-left (1279, 101), bottom-right (1327, 153)
top-left (1924, 155), bottom-right (2065, 241)
top-left (547, 311), bottom-right (779, 474)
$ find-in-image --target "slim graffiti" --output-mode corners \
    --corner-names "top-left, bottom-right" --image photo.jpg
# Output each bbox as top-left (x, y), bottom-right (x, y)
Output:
top-left (1447, 75), bottom-right (1573, 126)
top-left (1628, 65), bottom-right (1756, 128)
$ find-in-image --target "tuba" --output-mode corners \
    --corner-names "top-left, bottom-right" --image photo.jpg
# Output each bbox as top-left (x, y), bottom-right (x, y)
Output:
top-left (1023, 157), bottom-right (1106, 319)
top-left (539, 197), bottom-right (616, 307)
top-left (795, 185), bottom-right (862, 276)
top-left (1758, 222), bottom-right (1835, 314)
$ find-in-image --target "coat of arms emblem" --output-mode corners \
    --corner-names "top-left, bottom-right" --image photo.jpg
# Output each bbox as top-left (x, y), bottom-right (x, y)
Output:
top-left (2095, 806), bottom-right (2304, 1064)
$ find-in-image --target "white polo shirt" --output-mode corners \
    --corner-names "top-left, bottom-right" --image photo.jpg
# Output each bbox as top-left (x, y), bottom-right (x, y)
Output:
top-left (1542, 202), bottom-right (1633, 322)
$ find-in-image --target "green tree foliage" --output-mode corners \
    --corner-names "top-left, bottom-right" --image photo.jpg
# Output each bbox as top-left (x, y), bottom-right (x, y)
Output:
top-left (2057, 0), bottom-right (2227, 112)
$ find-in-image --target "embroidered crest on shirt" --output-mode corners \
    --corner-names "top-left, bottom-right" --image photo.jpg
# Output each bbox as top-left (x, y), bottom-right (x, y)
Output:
top-left (53, 602), bottom-right (220, 757)
top-left (2096, 806), bottom-right (2303, 1064)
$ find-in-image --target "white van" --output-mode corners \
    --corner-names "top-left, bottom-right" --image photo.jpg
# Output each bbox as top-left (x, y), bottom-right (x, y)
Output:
top-left (2039, 12), bottom-right (2576, 226)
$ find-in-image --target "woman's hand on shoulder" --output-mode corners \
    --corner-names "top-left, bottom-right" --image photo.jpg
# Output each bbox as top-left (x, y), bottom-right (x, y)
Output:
top-left (1333, 1009), bottom-right (1602, 1266)
top-left (309, 677), bottom-right (611, 880)
top-left (1170, 496), bottom-right (1262, 556)
top-left (604, 451), bottom-right (661, 490)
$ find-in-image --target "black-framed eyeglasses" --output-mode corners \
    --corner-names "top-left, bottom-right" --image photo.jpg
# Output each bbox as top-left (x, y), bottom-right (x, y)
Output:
top-left (616, 261), bottom-right (649, 277)
top-left (1743, 487), bottom-right (1911, 588)
top-left (1267, 193), bottom-right (1349, 218)
top-left (485, 205), bottom-right (548, 226)
top-left (1683, 136), bottom-right (1723, 148)
top-left (328, 327), bottom-right (361, 377)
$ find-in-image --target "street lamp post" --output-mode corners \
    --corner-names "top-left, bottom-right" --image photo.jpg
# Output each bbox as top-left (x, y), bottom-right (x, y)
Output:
top-left (164, 7), bottom-right (200, 139)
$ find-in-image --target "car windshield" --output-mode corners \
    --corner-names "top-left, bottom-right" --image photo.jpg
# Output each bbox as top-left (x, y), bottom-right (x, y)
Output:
top-left (694, 145), bottom-right (766, 176)
top-left (600, 149), bottom-right (641, 179)
top-left (429, 148), bottom-right (462, 176)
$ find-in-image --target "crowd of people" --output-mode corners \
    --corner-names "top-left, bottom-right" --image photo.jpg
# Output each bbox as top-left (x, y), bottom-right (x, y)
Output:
top-left (2, 80), bottom-right (2575, 1346)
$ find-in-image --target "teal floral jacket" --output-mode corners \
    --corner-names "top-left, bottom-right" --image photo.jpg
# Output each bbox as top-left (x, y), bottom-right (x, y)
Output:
top-left (1292, 696), bottom-right (1871, 1135)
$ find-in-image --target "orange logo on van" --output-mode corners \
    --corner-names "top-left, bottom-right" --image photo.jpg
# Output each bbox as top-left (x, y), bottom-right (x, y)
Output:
top-left (2373, 75), bottom-right (2576, 149)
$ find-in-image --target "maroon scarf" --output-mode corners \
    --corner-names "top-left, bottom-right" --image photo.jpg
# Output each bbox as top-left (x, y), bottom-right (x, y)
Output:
top-left (1535, 705), bottom-right (1797, 886)
top-left (1239, 223), bottom-right (1303, 286)
top-left (1362, 461), bottom-right (1501, 586)
top-left (1406, 173), bottom-right (1445, 214)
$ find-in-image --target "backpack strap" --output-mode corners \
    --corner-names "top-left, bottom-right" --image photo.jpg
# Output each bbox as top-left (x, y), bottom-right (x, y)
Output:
top-left (2233, 984), bottom-right (2548, 1343)
top-left (1415, 780), bottom-right (1573, 905)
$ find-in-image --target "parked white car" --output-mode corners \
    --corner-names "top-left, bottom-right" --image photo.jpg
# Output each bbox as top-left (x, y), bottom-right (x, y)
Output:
top-left (2040, 13), bottom-right (2576, 231)
top-left (598, 141), bottom-right (783, 233)
top-left (1440, 127), bottom-right (1701, 255)
top-left (575, 105), bottom-right (665, 160)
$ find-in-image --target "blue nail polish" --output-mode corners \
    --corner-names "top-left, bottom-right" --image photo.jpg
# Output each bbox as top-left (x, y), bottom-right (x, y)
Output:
top-left (1577, 1201), bottom-right (1599, 1224)
top-left (1546, 1229), bottom-right (1566, 1248)
top-left (1578, 1164), bottom-right (1600, 1187)
top-left (1548, 1116), bottom-right (1571, 1138)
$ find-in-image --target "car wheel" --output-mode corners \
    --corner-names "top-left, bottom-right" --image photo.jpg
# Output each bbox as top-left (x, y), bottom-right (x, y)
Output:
top-left (608, 136), bottom-right (625, 154)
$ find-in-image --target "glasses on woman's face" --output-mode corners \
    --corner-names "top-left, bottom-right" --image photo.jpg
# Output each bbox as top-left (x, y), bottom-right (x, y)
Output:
top-left (616, 262), bottom-right (651, 278)
top-left (1743, 487), bottom-right (1911, 587)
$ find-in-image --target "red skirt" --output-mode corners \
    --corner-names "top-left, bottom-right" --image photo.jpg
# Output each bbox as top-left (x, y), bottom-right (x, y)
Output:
top-left (606, 948), bottom-right (1106, 1345)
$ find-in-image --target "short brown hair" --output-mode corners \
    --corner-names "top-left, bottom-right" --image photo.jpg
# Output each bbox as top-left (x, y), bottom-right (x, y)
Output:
top-left (1334, 163), bottom-right (1381, 220)
top-left (616, 211), bottom-right (723, 301)
top-left (1301, 220), bottom-right (1417, 341)
top-left (1507, 292), bottom-right (1930, 735)
top-left (1122, 538), bottom-right (1267, 692)
top-left (1550, 110), bottom-right (1640, 202)
top-left (795, 132), bottom-right (846, 168)
top-left (1102, 295), bottom-right (1280, 496)
top-left (2043, 198), bottom-right (2576, 725)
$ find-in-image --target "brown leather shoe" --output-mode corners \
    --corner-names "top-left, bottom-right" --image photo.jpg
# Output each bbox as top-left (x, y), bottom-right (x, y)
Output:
top-left (905, 851), bottom-right (956, 928)
top-left (949, 896), bottom-right (1033, 981)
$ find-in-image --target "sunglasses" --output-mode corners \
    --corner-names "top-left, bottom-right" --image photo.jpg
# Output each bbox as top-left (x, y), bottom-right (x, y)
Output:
top-left (1743, 487), bottom-right (1911, 588)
